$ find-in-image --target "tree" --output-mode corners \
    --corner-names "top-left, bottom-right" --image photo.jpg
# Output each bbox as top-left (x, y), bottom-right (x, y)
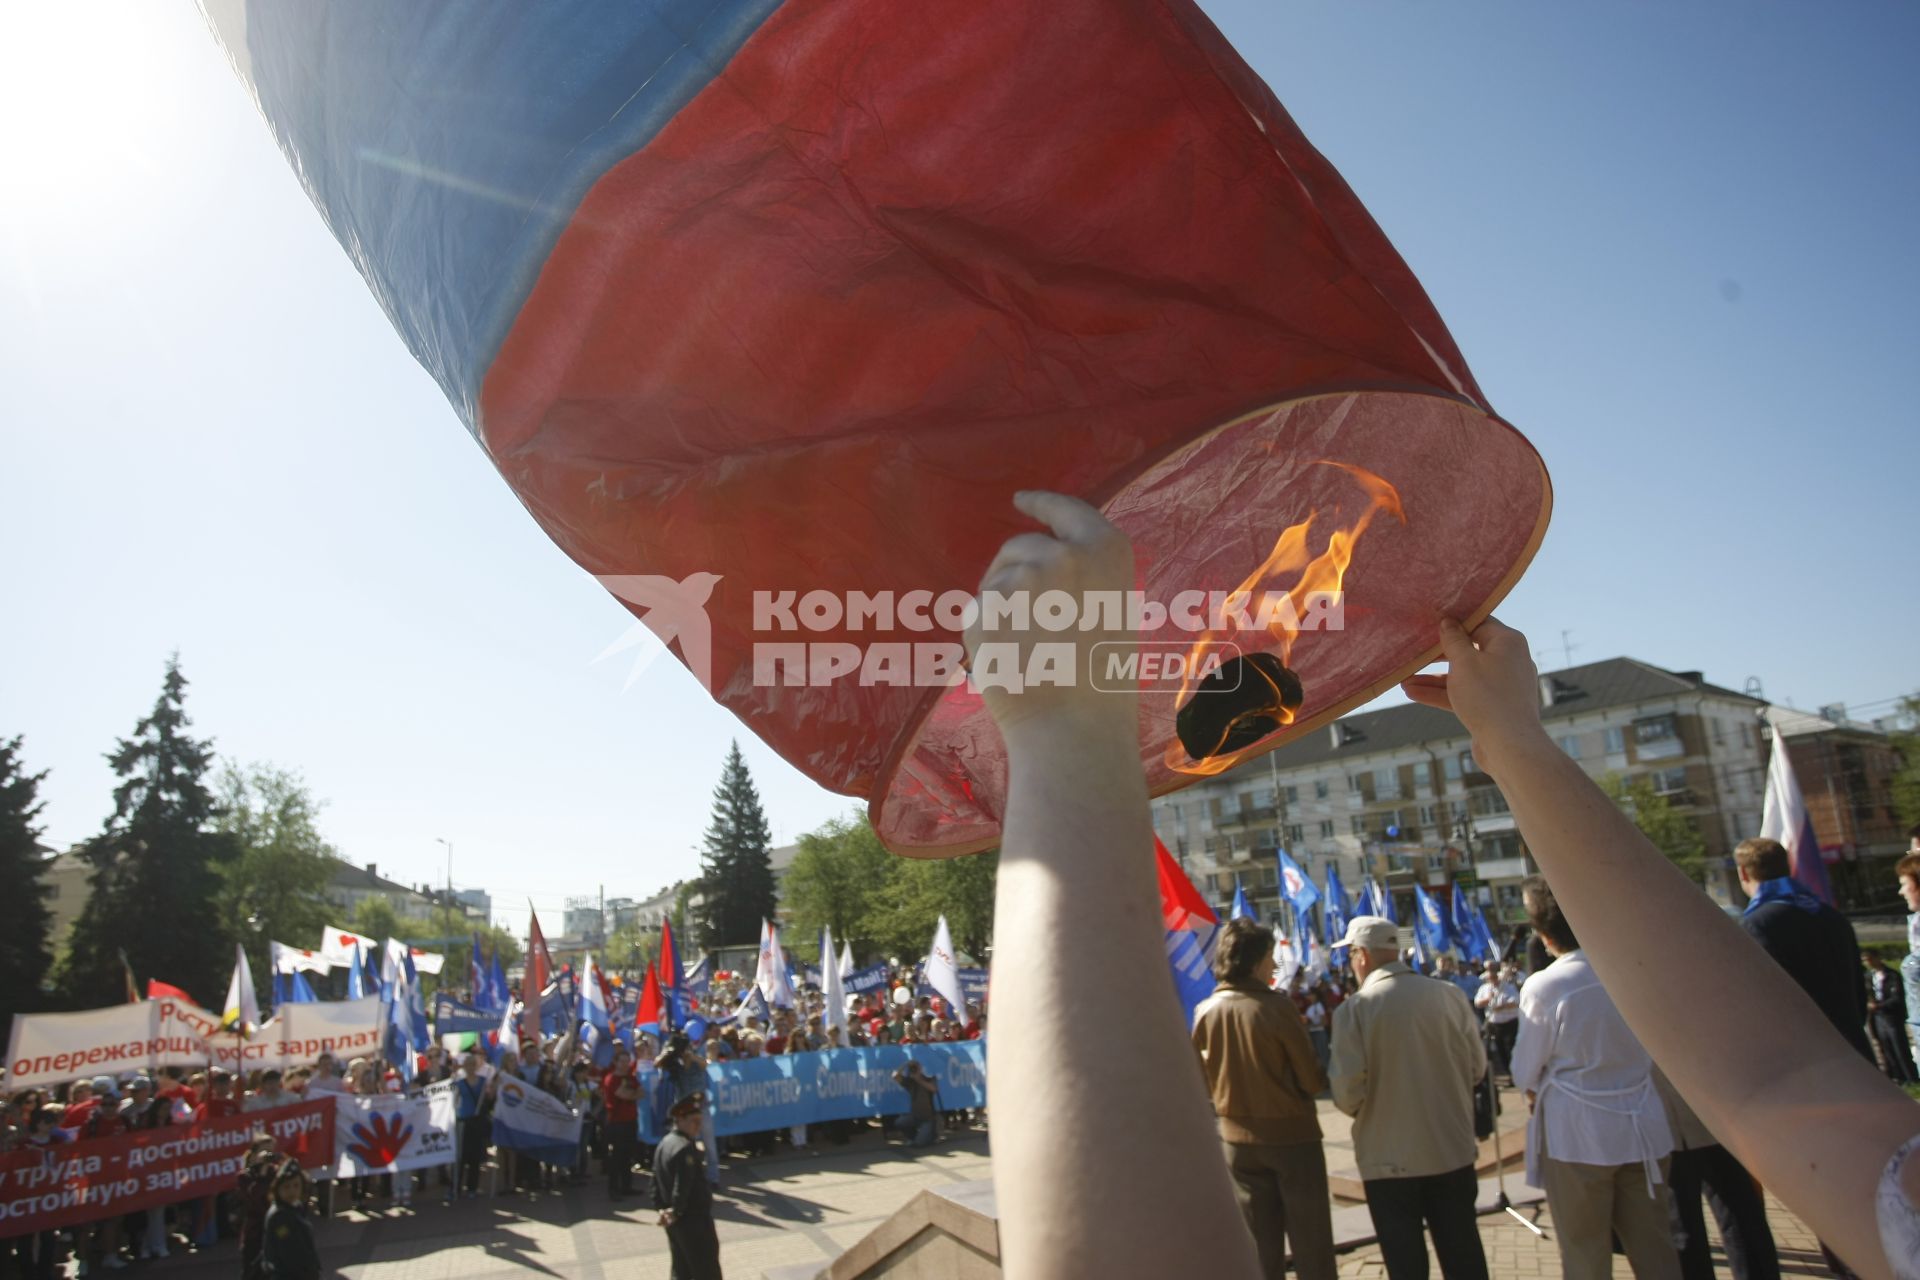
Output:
top-left (60, 659), bottom-right (238, 1008)
top-left (783, 812), bottom-right (892, 953)
top-left (865, 849), bottom-right (999, 964)
top-left (213, 762), bottom-right (337, 994)
top-left (343, 898), bottom-right (519, 999)
top-left (693, 742), bottom-right (777, 948)
top-left (1602, 773), bottom-right (1707, 883)
top-left (0, 737), bottom-right (54, 1033)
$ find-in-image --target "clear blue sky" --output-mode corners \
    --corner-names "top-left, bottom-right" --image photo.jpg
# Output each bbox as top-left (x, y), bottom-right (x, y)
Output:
top-left (3, 2), bottom-right (1915, 943)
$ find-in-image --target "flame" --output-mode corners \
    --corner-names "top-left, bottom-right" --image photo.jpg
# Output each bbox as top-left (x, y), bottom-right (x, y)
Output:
top-left (1164, 461), bottom-right (1406, 776)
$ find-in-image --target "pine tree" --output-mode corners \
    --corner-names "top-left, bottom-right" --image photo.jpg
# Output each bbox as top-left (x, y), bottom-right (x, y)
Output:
top-left (0, 737), bottom-right (55, 1036)
top-left (693, 742), bottom-right (777, 948)
top-left (60, 658), bottom-right (238, 1008)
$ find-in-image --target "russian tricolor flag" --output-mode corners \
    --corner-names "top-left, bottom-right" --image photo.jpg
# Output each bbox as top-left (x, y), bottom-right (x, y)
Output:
top-left (1156, 836), bottom-right (1220, 1027)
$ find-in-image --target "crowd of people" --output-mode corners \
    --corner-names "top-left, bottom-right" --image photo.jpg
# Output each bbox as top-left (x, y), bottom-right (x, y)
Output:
top-left (0, 964), bottom-right (986, 1280)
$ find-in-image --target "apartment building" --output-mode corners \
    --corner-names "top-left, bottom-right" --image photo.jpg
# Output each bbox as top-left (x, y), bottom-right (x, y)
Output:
top-left (1150, 657), bottom-right (1772, 926)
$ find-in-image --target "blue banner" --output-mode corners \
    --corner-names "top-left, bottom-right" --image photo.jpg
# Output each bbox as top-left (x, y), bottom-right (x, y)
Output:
top-left (913, 966), bottom-right (989, 1007)
top-left (432, 994), bottom-right (499, 1035)
top-left (639, 1041), bottom-right (985, 1140)
top-left (843, 962), bottom-right (892, 995)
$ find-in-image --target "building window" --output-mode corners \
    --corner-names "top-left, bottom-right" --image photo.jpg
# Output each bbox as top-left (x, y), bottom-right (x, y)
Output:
top-left (1443, 755), bottom-right (1461, 781)
top-left (1651, 767), bottom-right (1689, 795)
top-left (1350, 815), bottom-right (1368, 835)
top-left (1318, 819), bottom-right (1335, 839)
top-left (1314, 779), bottom-right (1329, 800)
top-left (1284, 823), bottom-right (1305, 845)
top-left (1411, 760), bottom-right (1431, 791)
top-left (1458, 749), bottom-right (1479, 777)
top-left (1740, 722), bottom-right (1752, 748)
top-left (1253, 785), bottom-right (1275, 808)
top-left (1711, 719), bottom-right (1725, 746)
top-left (1633, 714), bottom-right (1683, 760)
top-left (1419, 804), bottom-right (1437, 826)
top-left (1559, 734), bottom-right (1580, 758)
top-left (1604, 726), bottom-right (1626, 754)
top-left (1284, 785), bottom-right (1299, 805)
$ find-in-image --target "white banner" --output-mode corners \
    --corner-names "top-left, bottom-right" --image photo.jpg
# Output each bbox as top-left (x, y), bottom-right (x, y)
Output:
top-left (489, 1075), bottom-right (582, 1163)
top-left (272, 941), bottom-right (333, 975)
top-left (330, 1080), bottom-right (457, 1179)
top-left (409, 949), bottom-right (445, 976)
top-left (6, 993), bottom-right (390, 1090)
top-left (320, 926), bottom-right (375, 969)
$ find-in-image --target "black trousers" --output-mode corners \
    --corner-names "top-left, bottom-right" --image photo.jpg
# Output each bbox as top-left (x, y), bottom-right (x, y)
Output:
top-left (458, 1116), bottom-right (488, 1194)
top-left (1362, 1164), bottom-right (1488, 1280)
top-left (1669, 1143), bottom-right (1779, 1280)
top-left (1489, 1021), bottom-right (1518, 1077)
top-left (1870, 1014), bottom-right (1916, 1083)
top-left (665, 1215), bottom-right (723, 1280)
top-left (608, 1121), bottom-right (638, 1196)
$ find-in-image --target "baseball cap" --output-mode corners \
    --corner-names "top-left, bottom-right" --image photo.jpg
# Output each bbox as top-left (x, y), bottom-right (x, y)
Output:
top-left (90, 1075), bottom-right (118, 1097)
top-left (1339, 916), bottom-right (1399, 951)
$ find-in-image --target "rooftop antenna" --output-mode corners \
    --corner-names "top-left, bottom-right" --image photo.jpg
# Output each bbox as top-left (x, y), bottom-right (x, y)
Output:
top-left (1559, 630), bottom-right (1578, 670)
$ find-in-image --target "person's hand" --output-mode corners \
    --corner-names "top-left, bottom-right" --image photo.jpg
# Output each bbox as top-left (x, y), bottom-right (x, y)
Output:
top-left (658, 1210), bottom-right (674, 1228)
top-left (963, 491), bottom-right (1136, 744)
top-left (1399, 617), bottom-right (1551, 776)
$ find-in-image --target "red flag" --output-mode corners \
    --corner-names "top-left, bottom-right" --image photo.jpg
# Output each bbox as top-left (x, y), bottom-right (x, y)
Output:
top-left (1155, 836), bottom-right (1219, 935)
top-left (656, 917), bottom-right (681, 992)
top-left (635, 964), bottom-right (664, 1029)
top-left (520, 910), bottom-right (551, 1049)
top-left (147, 979), bottom-right (194, 1003)
top-left (122, 956), bottom-right (140, 1005)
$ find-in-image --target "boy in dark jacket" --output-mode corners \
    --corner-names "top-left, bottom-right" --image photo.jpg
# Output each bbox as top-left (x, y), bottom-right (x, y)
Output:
top-left (261, 1160), bottom-right (319, 1280)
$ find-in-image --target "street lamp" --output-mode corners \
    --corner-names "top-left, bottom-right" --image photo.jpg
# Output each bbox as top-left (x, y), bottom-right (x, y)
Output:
top-left (435, 837), bottom-right (454, 921)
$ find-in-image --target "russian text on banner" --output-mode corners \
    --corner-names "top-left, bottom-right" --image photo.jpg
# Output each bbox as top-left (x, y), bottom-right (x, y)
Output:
top-left (329, 1081), bottom-right (456, 1180)
top-left (0, 1098), bottom-right (333, 1238)
top-left (489, 1076), bottom-right (582, 1165)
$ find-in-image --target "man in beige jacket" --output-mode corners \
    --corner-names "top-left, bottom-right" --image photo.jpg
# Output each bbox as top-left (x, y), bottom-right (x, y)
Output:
top-left (1329, 916), bottom-right (1489, 1280)
top-left (1193, 917), bottom-right (1335, 1280)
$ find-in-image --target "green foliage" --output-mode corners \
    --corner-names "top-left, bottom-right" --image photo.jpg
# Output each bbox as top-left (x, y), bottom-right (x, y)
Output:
top-left (605, 918), bottom-right (661, 981)
top-left (344, 897), bottom-right (519, 998)
top-left (1602, 772), bottom-right (1707, 882)
top-left (0, 737), bottom-right (54, 1032)
top-left (782, 814), bottom-right (891, 951)
top-left (693, 742), bottom-right (777, 949)
top-left (59, 658), bottom-right (238, 1008)
top-left (783, 810), bottom-right (997, 965)
top-left (213, 762), bottom-right (337, 995)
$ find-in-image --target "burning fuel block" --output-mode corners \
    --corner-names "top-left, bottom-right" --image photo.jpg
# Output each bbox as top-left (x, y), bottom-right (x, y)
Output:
top-left (1176, 653), bottom-right (1306, 761)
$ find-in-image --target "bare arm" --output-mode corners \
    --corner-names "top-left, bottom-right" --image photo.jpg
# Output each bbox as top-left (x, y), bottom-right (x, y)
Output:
top-left (967, 492), bottom-right (1257, 1279)
top-left (1405, 618), bottom-right (1919, 1280)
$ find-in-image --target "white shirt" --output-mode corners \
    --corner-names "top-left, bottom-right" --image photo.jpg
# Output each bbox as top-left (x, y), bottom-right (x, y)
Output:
top-left (1511, 950), bottom-right (1672, 1190)
top-left (1475, 980), bottom-right (1520, 1024)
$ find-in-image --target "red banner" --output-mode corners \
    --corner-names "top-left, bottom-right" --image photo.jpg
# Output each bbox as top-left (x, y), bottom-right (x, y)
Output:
top-left (0, 1097), bottom-right (335, 1238)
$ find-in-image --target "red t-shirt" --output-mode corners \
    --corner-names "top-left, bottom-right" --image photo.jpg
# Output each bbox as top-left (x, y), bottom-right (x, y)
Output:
top-left (601, 1070), bottom-right (639, 1124)
top-left (195, 1097), bottom-right (239, 1123)
top-left (60, 1098), bottom-right (101, 1133)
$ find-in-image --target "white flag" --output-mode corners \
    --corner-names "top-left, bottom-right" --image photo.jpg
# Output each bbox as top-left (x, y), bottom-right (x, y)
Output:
top-left (223, 943), bottom-right (261, 1036)
top-left (320, 925), bottom-right (375, 968)
top-left (838, 939), bottom-right (855, 979)
top-left (1760, 722), bottom-right (1813, 869)
top-left (1272, 926), bottom-right (1300, 991)
top-left (755, 919), bottom-right (797, 1009)
top-left (271, 941), bottom-right (332, 975)
top-left (924, 915), bottom-right (966, 1019)
top-left (821, 925), bottom-right (849, 1033)
top-left (408, 948), bottom-right (445, 976)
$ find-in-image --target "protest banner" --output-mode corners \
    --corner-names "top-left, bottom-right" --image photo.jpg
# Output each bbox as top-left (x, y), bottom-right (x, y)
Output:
top-left (911, 966), bottom-right (989, 1007)
top-left (5, 998), bottom-right (227, 1092)
top-left (489, 1076), bottom-right (582, 1165)
top-left (329, 1080), bottom-right (456, 1180)
top-left (0, 1097), bottom-right (333, 1238)
top-left (637, 1042), bottom-right (985, 1141)
top-left (842, 962), bottom-right (892, 996)
top-left (431, 994), bottom-right (498, 1036)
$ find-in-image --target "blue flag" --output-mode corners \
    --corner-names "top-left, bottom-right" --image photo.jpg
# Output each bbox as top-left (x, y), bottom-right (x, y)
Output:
top-left (1230, 880), bottom-right (1256, 921)
top-left (469, 935), bottom-right (487, 1004)
top-left (488, 952), bottom-right (510, 1012)
top-left (1372, 876), bottom-right (1399, 925)
top-left (1323, 863), bottom-right (1351, 965)
top-left (346, 942), bottom-right (366, 1000)
top-left (1413, 884), bottom-right (1453, 959)
top-left (685, 954), bottom-right (712, 997)
top-left (1352, 877), bottom-right (1378, 919)
top-left (1450, 884), bottom-right (1487, 962)
top-left (1275, 849), bottom-right (1320, 916)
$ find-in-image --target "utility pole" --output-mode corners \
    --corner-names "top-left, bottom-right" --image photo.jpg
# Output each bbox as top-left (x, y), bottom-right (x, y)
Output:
top-left (599, 883), bottom-right (606, 948)
top-left (436, 837), bottom-right (454, 924)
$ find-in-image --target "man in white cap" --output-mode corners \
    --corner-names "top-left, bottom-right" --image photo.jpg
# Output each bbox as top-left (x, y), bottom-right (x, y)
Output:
top-left (1328, 915), bottom-right (1489, 1280)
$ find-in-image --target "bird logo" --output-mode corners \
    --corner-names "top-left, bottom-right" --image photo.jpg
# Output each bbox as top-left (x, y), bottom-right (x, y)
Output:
top-left (594, 573), bottom-right (723, 692)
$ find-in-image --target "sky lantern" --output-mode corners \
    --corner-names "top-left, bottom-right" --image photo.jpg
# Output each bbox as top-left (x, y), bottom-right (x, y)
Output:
top-left (203, 0), bottom-right (1549, 856)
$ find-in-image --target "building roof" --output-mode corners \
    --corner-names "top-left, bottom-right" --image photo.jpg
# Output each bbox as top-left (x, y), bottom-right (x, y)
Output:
top-left (1762, 704), bottom-right (1891, 740)
top-left (1203, 656), bottom-right (1765, 782)
top-left (326, 859), bottom-right (432, 899)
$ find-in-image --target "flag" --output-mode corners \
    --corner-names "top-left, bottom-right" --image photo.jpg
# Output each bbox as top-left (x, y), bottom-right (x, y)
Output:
top-left (223, 943), bottom-right (261, 1036)
top-left (408, 948), bottom-right (445, 976)
top-left (469, 935), bottom-right (487, 1003)
top-left (1372, 876), bottom-right (1399, 925)
top-left (1156, 836), bottom-right (1222, 1027)
top-left (1271, 925), bottom-right (1300, 991)
top-left (320, 926), bottom-right (375, 969)
top-left (635, 964), bottom-right (664, 1032)
top-left (733, 985), bottom-right (770, 1025)
top-left (837, 939), bottom-right (854, 979)
top-left (1761, 721), bottom-right (1834, 905)
top-left (1230, 880), bottom-right (1256, 921)
top-left (580, 954), bottom-right (614, 1068)
top-left (1324, 863), bottom-right (1351, 966)
top-left (382, 952), bottom-right (420, 1085)
top-left (1352, 877), bottom-right (1378, 919)
top-left (924, 916), bottom-right (966, 1019)
top-left (488, 950), bottom-right (510, 1011)
top-left (1471, 901), bottom-right (1499, 962)
top-left (658, 917), bottom-right (683, 996)
top-left (1299, 909), bottom-right (1325, 981)
top-left (821, 925), bottom-right (849, 1035)
top-left (755, 919), bottom-right (797, 1009)
top-left (522, 910), bottom-right (552, 1050)
top-left (346, 942), bottom-right (367, 1000)
top-left (1276, 849), bottom-right (1320, 915)
top-left (121, 953), bottom-right (140, 1004)
top-left (275, 970), bottom-right (318, 1006)
top-left (271, 942), bottom-right (331, 975)
top-left (382, 938), bottom-right (429, 1054)
top-left (685, 954), bottom-right (713, 997)
top-left (147, 979), bottom-right (193, 1002)
top-left (1450, 884), bottom-right (1487, 962)
top-left (1413, 884), bottom-right (1453, 958)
